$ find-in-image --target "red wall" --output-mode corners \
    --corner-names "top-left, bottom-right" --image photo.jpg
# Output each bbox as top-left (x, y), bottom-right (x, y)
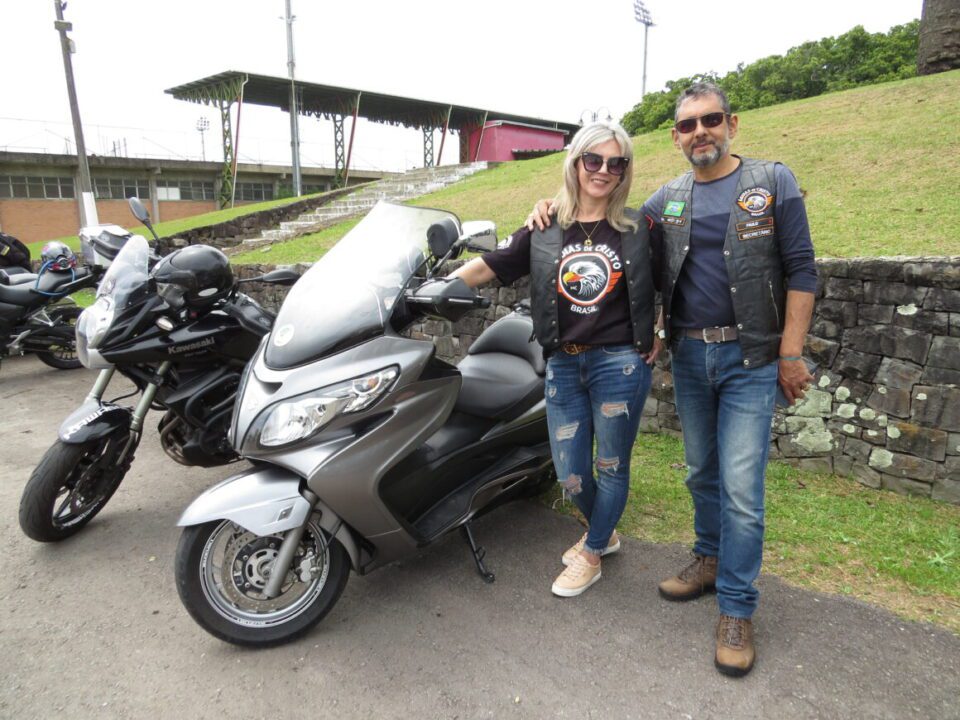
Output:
top-left (467, 123), bottom-right (567, 162)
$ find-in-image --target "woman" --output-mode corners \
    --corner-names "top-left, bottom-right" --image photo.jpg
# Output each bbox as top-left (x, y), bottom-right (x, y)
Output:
top-left (452, 121), bottom-right (661, 597)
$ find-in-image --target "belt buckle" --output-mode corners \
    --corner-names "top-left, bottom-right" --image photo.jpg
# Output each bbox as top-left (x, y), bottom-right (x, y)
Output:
top-left (701, 327), bottom-right (727, 344)
top-left (562, 343), bottom-right (589, 355)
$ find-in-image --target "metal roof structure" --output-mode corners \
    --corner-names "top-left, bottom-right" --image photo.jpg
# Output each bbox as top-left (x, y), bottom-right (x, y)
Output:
top-left (165, 71), bottom-right (580, 207)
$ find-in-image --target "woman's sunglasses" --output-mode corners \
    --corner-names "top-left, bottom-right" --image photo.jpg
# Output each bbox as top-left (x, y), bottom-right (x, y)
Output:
top-left (674, 111), bottom-right (729, 134)
top-left (580, 152), bottom-right (630, 176)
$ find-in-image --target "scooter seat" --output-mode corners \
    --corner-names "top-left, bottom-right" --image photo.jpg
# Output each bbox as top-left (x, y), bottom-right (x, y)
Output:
top-left (455, 352), bottom-right (543, 421)
top-left (465, 312), bottom-right (545, 376)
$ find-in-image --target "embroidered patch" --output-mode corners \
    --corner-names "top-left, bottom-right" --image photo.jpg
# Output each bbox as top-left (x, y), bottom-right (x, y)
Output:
top-left (661, 215), bottom-right (687, 226)
top-left (497, 234), bottom-right (513, 250)
top-left (736, 217), bottom-right (775, 232)
top-left (736, 187), bottom-right (774, 217)
top-left (738, 227), bottom-right (775, 241)
top-left (663, 200), bottom-right (686, 217)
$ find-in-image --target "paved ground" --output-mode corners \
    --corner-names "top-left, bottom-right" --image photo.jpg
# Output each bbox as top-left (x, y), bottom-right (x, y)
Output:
top-left (1, 355), bottom-right (958, 720)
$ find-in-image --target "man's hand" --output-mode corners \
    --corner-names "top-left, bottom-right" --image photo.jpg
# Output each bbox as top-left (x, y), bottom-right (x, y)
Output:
top-left (525, 199), bottom-right (556, 231)
top-left (778, 357), bottom-right (814, 405)
top-left (640, 337), bottom-right (663, 365)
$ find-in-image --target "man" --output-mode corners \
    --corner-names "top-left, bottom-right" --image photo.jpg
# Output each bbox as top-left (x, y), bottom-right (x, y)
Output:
top-left (529, 82), bottom-right (817, 677)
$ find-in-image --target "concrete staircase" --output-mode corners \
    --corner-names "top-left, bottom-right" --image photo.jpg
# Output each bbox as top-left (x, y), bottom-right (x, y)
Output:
top-left (247, 162), bottom-right (489, 245)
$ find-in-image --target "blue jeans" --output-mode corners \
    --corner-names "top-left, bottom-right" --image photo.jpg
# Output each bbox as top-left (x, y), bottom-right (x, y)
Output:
top-left (545, 345), bottom-right (652, 556)
top-left (670, 336), bottom-right (778, 619)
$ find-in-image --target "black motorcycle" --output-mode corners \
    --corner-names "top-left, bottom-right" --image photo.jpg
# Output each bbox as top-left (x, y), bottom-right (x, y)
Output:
top-left (0, 260), bottom-right (97, 371)
top-left (18, 199), bottom-right (297, 542)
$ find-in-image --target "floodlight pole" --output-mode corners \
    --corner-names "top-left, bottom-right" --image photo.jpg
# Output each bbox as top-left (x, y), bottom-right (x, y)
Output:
top-left (285, 0), bottom-right (302, 196)
top-left (53, 0), bottom-right (97, 225)
top-left (633, 0), bottom-right (655, 99)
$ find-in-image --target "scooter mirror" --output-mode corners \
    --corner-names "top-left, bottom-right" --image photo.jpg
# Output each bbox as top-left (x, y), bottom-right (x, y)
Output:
top-left (427, 218), bottom-right (460, 260)
top-left (128, 196), bottom-right (150, 223)
top-left (460, 221), bottom-right (497, 253)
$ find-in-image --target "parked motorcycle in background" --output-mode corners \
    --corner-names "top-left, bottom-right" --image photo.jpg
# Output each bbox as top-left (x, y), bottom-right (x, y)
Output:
top-left (18, 198), bottom-right (297, 543)
top-left (174, 201), bottom-right (553, 647)
top-left (0, 237), bottom-right (101, 371)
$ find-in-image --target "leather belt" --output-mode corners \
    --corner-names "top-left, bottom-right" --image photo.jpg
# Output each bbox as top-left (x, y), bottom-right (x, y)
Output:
top-left (561, 343), bottom-right (593, 355)
top-left (683, 326), bottom-right (739, 343)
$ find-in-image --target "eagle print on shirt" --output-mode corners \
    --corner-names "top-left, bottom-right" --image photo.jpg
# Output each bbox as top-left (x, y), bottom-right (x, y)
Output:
top-left (557, 243), bottom-right (624, 315)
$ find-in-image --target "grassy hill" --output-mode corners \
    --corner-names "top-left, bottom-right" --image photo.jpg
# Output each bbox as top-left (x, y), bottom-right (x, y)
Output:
top-left (234, 69), bottom-right (959, 264)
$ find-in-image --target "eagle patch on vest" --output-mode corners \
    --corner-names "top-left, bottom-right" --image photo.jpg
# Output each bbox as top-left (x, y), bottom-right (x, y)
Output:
top-left (737, 187), bottom-right (774, 217)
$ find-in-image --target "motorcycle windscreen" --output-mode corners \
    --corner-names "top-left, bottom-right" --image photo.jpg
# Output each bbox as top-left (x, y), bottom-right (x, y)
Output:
top-left (264, 201), bottom-right (461, 369)
top-left (96, 235), bottom-right (152, 312)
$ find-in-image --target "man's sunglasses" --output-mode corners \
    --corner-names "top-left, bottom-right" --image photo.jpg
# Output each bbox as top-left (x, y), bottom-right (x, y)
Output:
top-left (674, 112), bottom-right (729, 134)
top-left (580, 152), bottom-right (630, 176)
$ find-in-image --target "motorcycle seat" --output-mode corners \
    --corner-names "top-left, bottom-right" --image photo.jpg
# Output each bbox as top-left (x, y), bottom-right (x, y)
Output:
top-left (454, 312), bottom-right (545, 421)
top-left (0, 271), bottom-right (38, 286)
top-left (0, 266), bottom-right (91, 306)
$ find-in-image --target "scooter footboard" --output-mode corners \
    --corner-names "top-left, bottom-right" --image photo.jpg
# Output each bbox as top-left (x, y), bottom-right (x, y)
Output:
top-left (177, 465), bottom-right (361, 569)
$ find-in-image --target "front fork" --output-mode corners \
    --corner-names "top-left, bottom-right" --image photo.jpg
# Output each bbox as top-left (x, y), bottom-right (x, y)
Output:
top-left (263, 487), bottom-right (321, 599)
top-left (90, 361), bottom-right (172, 463)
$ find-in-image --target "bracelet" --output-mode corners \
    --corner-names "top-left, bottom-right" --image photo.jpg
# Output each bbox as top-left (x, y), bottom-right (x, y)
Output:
top-left (779, 355), bottom-right (802, 361)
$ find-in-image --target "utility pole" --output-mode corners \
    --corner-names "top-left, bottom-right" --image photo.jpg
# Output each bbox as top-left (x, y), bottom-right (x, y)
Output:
top-left (53, 0), bottom-right (98, 225)
top-left (285, 0), bottom-right (302, 196)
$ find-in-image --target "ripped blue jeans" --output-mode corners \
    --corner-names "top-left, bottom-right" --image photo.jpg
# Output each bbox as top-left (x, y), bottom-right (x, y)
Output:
top-left (545, 345), bottom-right (652, 556)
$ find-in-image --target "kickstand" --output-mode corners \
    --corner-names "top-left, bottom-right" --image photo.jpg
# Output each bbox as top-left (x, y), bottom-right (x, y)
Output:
top-left (460, 522), bottom-right (495, 583)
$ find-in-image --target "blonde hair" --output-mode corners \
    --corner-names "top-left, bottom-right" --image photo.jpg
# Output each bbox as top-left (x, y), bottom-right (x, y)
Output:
top-left (553, 121), bottom-right (637, 232)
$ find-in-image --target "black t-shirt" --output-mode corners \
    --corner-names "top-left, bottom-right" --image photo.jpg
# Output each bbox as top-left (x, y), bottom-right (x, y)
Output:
top-left (481, 220), bottom-right (633, 345)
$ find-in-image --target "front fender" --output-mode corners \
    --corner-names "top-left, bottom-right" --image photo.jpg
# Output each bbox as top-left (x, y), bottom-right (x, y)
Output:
top-left (177, 464), bottom-right (360, 569)
top-left (58, 400), bottom-right (131, 444)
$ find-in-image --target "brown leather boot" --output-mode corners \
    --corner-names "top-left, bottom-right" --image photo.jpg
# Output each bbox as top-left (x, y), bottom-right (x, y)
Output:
top-left (657, 553), bottom-right (717, 601)
top-left (715, 615), bottom-right (755, 677)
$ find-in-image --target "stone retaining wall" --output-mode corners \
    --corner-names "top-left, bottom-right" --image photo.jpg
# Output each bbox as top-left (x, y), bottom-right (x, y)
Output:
top-left (237, 256), bottom-right (960, 505)
top-left (154, 184), bottom-right (369, 255)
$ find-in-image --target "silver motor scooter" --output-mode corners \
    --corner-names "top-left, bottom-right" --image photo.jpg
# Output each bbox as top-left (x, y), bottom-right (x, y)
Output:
top-left (174, 202), bottom-right (553, 647)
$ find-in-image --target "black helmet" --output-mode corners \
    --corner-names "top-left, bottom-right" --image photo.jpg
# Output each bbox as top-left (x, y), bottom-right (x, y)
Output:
top-left (150, 244), bottom-right (233, 312)
top-left (41, 241), bottom-right (78, 271)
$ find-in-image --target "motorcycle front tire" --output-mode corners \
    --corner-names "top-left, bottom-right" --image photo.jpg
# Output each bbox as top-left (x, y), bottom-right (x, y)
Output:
top-left (175, 519), bottom-right (350, 648)
top-left (19, 432), bottom-right (134, 542)
top-left (35, 305), bottom-right (83, 370)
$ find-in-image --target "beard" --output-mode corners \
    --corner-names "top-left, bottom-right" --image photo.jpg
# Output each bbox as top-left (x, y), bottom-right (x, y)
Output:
top-left (686, 137), bottom-right (729, 168)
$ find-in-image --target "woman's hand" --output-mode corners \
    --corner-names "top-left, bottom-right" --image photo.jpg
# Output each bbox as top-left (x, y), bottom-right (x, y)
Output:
top-left (525, 199), bottom-right (556, 231)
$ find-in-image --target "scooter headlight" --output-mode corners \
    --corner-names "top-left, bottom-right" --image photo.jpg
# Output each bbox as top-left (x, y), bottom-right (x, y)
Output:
top-left (258, 366), bottom-right (398, 448)
top-left (76, 295), bottom-right (115, 350)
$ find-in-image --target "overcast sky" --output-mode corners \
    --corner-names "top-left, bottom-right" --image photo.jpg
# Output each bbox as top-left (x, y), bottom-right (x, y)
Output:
top-left (0, 0), bottom-right (921, 172)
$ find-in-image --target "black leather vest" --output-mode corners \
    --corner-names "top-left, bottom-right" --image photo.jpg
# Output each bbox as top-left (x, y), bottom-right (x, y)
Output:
top-left (529, 209), bottom-right (656, 353)
top-left (659, 158), bottom-right (785, 368)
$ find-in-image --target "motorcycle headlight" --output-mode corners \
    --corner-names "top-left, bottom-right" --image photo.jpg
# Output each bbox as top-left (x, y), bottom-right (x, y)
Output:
top-left (258, 366), bottom-right (398, 448)
top-left (76, 295), bottom-right (115, 349)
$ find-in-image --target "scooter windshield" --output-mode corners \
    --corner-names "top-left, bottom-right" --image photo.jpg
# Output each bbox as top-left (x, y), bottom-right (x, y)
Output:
top-left (265, 201), bottom-right (460, 368)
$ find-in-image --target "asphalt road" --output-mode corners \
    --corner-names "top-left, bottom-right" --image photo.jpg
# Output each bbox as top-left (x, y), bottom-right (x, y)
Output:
top-left (1, 356), bottom-right (958, 720)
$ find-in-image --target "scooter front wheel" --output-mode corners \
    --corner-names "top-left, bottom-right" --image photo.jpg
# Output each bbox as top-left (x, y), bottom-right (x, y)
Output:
top-left (175, 517), bottom-right (350, 647)
top-left (19, 432), bottom-right (134, 542)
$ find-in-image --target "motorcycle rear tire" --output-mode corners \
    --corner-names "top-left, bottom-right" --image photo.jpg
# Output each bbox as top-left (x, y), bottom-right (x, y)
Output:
top-left (175, 519), bottom-right (350, 647)
top-left (35, 305), bottom-right (83, 370)
top-left (19, 433), bottom-right (134, 542)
